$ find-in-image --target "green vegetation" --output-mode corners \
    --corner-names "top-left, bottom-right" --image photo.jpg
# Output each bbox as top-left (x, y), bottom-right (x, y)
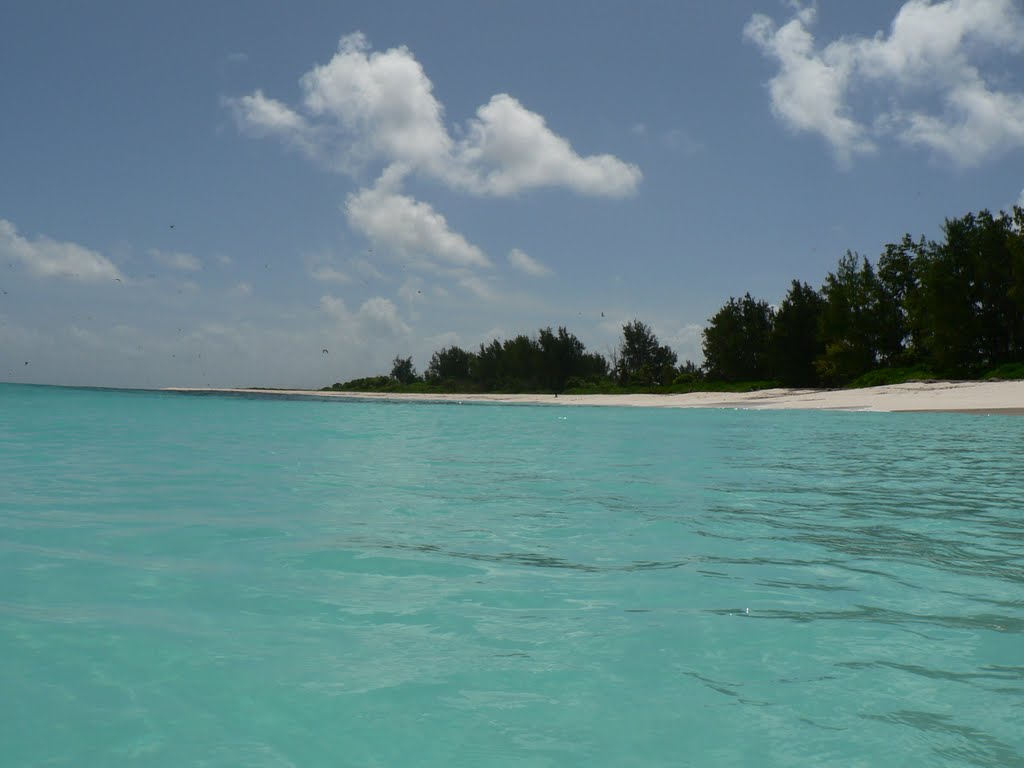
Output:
top-left (326, 206), bottom-right (1024, 394)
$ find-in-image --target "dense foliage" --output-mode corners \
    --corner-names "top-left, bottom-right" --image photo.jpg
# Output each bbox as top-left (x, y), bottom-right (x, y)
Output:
top-left (326, 207), bottom-right (1024, 393)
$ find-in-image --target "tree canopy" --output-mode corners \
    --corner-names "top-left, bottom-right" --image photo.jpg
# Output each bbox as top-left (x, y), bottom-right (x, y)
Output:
top-left (616, 320), bottom-right (677, 385)
top-left (327, 206), bottom-right (1024, 393)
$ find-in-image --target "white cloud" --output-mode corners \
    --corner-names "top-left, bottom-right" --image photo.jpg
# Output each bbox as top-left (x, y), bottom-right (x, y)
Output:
top-left (320, 294), bottom-right (350, 324)
top-left (356, 296), bottom-right (411, 337)
top-left (0, 218), bottom-right (124, 282)
top-left (457, 274), bottom-right (497, 301)
top-left (231, 89), bottom-right (306, 135)
top-left (1018, 188), bottom-right (1024, 208)
top-left (230, 33), bottom-right (641, 198)
top-left (151, 249), bottom-right (202, 271)
top-left (745, 0), bottom-right (1024, 167)
top-left (744, 9), bottom-right (873, 166)
top-left (227, 90), bottom-right (317, 158)
top-left (452, 94), bottom-right (642, 197)
top-left (299, 32), bottom-right (453, 175)
top-left (350, 257), bottom-right (385, 281)
top-left (665, 323), bottom-right (705, 365)
top-left (507, 247), bottom-right (552, 277)
top-left (398, 276), bottom-right (424, 302)
top-left (228, 282), bottom-right (252, 297)
top-left (320, 293), bottom-right (410, 338)
top-left (891, 77), bottom-right (1024, 167)
top-left (345, 179), bottom-right (490, 269)
top-left (310, 265), bottom-right (352, 284)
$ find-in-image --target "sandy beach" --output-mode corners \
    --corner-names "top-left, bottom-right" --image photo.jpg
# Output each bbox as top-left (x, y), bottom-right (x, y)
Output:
top-left (167, 379), bottom-right (1024, 414)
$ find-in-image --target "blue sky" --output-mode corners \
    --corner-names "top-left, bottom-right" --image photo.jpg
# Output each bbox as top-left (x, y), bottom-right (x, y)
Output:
top-left (2, 0), bottom-right (1023, 388)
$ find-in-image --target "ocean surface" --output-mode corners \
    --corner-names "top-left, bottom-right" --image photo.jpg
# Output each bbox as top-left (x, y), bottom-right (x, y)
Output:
top-left (1, 383), bottom-right (1022, 767)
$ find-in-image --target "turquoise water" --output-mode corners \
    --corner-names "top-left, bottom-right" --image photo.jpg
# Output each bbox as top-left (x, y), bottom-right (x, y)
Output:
top-left (1, 384), bottom-right (1022, 767)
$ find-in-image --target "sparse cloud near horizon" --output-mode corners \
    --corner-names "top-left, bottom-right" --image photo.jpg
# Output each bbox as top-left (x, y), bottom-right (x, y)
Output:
top-left (745, 0), bottom-right (1024, 167)
top-left (309, 264), bottom-right (352, 284)
top-left (151, 249), bottom-right (202, 272)
top-left (320, 293), bottom-right (411, 341)
top-left (0, 218), bottom-right (124, 282)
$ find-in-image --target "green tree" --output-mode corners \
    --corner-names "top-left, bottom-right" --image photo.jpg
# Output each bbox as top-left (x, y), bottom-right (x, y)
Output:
top-left (769, 281), bottom-right (824, 387)
top-left (702, 293), bottom-right (775, 382)
top-left (472, 339), bottom-right (504, 388)
top-left (616, 320), bottom-right (677, 385)
top-left (500, 334), bottom-right (541, 390)
top-left (816, 253), bottom-right (901, 384)
top-left (878, 234), bottom-right (927, 363)
top-left (390, 356), bottom-right (418, 385)
top-left (914, 209), bottom-right (1024, 373)
top-left (425, 345), bottom-right (473, 382)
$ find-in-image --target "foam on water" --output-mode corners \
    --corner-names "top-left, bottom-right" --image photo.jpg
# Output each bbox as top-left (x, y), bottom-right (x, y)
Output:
top-left (1, 383), bottom-right (1022, 766)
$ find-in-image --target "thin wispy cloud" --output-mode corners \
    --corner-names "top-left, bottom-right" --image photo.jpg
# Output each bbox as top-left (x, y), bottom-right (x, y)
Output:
top-left (310, 265), bottom-right (352, 284)
top-left (507, 248), bottom-right (552, 277)
top-left (151, 249), bottom-right (202, 271)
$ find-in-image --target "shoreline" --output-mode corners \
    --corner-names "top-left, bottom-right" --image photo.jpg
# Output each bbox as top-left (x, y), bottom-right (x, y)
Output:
top-left (165, 380), bottom-right (1024, 414)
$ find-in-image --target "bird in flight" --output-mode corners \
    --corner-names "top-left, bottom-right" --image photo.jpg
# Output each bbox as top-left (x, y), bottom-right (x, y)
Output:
top-left (322, 349), bottom-right (329, 354)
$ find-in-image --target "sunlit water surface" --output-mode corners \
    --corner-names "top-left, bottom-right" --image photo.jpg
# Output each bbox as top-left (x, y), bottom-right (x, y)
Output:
top-left (1, 384), bottom-right (1022, 767)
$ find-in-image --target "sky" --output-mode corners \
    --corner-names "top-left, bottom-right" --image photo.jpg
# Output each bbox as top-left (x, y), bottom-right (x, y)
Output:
top-left (2, 0), bottom-right (1023, 389)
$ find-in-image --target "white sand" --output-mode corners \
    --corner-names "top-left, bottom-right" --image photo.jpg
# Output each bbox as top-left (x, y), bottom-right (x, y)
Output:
top-left (166, 380), bottom-right (1024, 414)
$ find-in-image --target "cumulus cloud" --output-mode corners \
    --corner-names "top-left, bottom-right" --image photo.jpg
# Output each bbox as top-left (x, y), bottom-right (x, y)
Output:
top-left (151, 249), bottom-right (201, 271)
top-left (320, 293), bottom-right (410, 339)
top-left (357, 296), bottom-right (411, 337)
top-left (0, 218), bottom-right (124, 282)
top-left (453, 94), bottom-right (642, 197)
top-left (227, 90), bottom-right (317, 159)
top-left (299, 32), bottom-right (453, 175)
top-left (744, 7), bottom-right (874, 165)
top-left (745, 0), bottom-right (1024, 167)
top-left (507, 247), bottom-right (552, 277)
top-left (229, 32), bottom-right (641, 198)
top-left (345, 179), bottom-right (490, 270)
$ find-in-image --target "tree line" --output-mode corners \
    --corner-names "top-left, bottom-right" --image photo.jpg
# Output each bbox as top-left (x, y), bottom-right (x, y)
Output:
top-left (327, 207), bottom-right (1024, 394)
